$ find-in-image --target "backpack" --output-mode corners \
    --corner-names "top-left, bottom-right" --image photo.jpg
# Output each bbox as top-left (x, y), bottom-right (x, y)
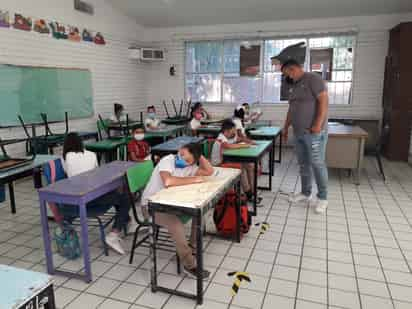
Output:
top-left (213, 189), bottom-right (251, 238)
top-left (53, 222), bottom-right (81, 260)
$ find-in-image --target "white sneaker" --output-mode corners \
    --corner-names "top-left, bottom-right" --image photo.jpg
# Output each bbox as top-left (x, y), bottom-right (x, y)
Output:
top-left (105, 232), bottom-right (125, 255)
top-left (314, 199), bottom-right (328, 214)
top-left (289, 193), bottom-right (312, 204)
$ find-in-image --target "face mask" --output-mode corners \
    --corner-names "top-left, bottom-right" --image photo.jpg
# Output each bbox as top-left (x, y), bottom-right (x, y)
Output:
top-left (134, 134), bottom-right (144, 141)
top-left (194, 112), bottom-right (202, 121)
top-left (148, 112), bottom-right (156, 119)
top-left (175, 154), bottom-right (189, 168)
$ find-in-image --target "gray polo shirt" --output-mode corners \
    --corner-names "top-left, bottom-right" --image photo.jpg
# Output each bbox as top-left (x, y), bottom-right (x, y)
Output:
top-left (288, 72), bottom-right (327, 136)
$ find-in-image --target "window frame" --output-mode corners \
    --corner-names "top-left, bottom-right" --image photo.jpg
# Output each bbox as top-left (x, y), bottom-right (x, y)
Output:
top-left (184, 32), bottom-right (357, 105)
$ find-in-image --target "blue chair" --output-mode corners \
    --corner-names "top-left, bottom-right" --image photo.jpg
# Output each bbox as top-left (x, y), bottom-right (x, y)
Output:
top-left (43, 159), bottom-right (117, 256)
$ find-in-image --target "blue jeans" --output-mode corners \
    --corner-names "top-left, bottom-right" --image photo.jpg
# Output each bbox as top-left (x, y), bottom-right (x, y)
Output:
top-left (295, 131), bottom-right (328, 200)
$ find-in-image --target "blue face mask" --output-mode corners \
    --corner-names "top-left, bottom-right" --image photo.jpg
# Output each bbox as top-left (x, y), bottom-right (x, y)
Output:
top-left (175, 154), bottom-right (189, 169)
top-left (148, 112), bottom-right (156, 119)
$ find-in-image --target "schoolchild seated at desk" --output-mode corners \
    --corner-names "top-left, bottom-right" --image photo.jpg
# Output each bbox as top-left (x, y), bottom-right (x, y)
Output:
top-left (62, 133), bottom-right (132, 255)
top-left (110, 103), bottom-right (127, 123)
top-left (233, 105), bottom-right (254, 142)
top-left (141, 143), bottom-right (214, 279)
top-left (191, 102), bottom-right (210, 121)
top-left (145, 105), bottom-right (162, 130)
top-left (242, 102), bottom-right (262, 123)
top-left (210, 119), bottom-right (261, 204)
top-left (189, 111), bottom-right (205, 135)
top-left (128, 127), bottom-right (151, 162)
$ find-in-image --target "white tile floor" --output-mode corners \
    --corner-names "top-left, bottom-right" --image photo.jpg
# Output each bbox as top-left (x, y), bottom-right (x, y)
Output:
top-left (1, 150), bottom-right (412, 309)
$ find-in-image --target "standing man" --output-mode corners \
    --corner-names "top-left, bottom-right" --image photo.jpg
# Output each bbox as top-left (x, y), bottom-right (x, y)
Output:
top-left (280, 59), bottom-right (329, 214)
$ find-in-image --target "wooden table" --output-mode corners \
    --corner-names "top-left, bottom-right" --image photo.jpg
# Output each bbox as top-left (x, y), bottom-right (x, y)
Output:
top-left (223, 140), bottom-right (274, 216)
top-left (151, 136), bottom-right (204, 159)
top-left (0, 154), bottom-right (58, 214)
top-left (38, 161), bottom-right (136, 282)
top-left (148, 167), bottom-right (241, 305)
top-left (327, 124), bottom-right (368, 184)
top-left (0, 265), bottom-right (55, 309)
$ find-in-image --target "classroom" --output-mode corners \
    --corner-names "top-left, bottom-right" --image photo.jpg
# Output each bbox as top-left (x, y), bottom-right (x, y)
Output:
top-left (0, 0), bottom-right (412, 308)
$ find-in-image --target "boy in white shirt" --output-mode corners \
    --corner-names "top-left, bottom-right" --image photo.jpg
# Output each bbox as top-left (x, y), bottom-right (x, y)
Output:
top-left (189, 111), bottom-right (204, 135)
top-left (141, 143), bottom-right (214, 279)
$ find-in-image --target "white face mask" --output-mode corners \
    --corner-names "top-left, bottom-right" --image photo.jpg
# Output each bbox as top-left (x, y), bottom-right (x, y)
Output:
top-left (134, 134), bottom-right (145, 141)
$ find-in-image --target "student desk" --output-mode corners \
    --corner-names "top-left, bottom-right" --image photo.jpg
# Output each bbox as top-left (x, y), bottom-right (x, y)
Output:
top-left (161, 117), bottom-right (191, 125)
top-left (151, 136), bottom-right (204, 159)
top-left (0, 154), bottom-right (58, 214)
top-left (200, 118), bottom-right (225, 125)
top-left (0, 265), bottom-right (55, 309)
top-left (245, 120), bottom-right (272, 130)
top-left (326, 124), bottom-right (368, 185)
top-left (85, 138), bottom-right (128, 162)
top-left (223, 140), bottom-right (274, 216)
top-left (107, 121), bottom-right (142, 137)
top-left (38, 161), bottom-right (136, 283)
top-left (145, 125), bottom-right (187, 142)
top-left (248, 126), bottom-right (283, 165)
top-left (148, 167), bottom-right (242, 305)
top-left (195, 125), bottom-right (221, 138)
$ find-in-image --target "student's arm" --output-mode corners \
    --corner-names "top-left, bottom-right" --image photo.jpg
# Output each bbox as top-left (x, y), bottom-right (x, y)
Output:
top-left (311, 91), bottom-right (328, 134)
top-left (195, 156), bottom-right (214, 176)
top-left (236, 130), bottom-right (255, 144)
top-left (160, 171), bottom-right (204, 188)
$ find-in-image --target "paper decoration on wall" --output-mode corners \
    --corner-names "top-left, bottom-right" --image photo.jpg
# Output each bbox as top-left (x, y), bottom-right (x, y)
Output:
top-left (94, 32), bottom-right (105, 45)
top-left (68, 26), bottom-right (81, 42)
top-left (0, 10), bottom-right (10, 28)
top-left (49, 22), bottom-right (68, 39)
top-left (82, 29), bottom-right (93, 42)
top-left (13, 14), bottom-right (32, 31)
top-left (33, 19), bottom-right (50, 34)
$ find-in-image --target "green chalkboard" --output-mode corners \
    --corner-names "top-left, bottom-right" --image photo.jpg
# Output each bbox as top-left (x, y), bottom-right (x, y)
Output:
top-left (0, 64), bottom-right (94, 127)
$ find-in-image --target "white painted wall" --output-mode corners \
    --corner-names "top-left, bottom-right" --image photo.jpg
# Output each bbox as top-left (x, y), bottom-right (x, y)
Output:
top-left (0, 0), bottom-right (145, 155)
top-left (141, 13), bottom-right (412, 135)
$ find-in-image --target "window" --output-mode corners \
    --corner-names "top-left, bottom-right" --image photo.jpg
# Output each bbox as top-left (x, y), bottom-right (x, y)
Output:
top-left (185, 34), bottom-right (356, 104)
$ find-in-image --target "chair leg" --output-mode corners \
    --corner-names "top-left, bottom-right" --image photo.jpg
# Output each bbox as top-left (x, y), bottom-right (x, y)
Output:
top-left (129, 225), bottom-right (141, 264)
top-left (96, 217), bottom-right (109, 256)
top-left (376, 153), bottom-right (386, 182)
top-left (176, 254), bottom-right (181, 274)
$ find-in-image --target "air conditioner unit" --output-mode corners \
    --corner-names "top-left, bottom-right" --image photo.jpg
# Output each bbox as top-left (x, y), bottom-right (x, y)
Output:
top-left (140, 48), bottom-right (165, 61)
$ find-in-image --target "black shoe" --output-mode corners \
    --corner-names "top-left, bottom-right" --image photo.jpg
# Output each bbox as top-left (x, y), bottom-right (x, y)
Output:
top-left (183, 266), bottom-right (211, 280)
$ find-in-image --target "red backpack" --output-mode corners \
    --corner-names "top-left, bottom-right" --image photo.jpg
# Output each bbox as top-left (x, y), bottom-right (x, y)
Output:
top-left (213, 189), bottom-right (251, 238)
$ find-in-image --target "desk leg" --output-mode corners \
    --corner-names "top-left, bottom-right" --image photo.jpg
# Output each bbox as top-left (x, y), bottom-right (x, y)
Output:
top-left (195, 210), bottom-right (203, 305)
top-left (356, 138), bottom-right (365, 186)
top-left (278, 132), bottom-right (282, 164)
top-left (44, 284), bottom-right (56, 309)
top-left (79, 202), bottom-right (92, 282)
top-left (33, 167), bottom-right (43, 189)
top-left (269, 147), bottom-right (273, 191)
top-left (252, 161), bottom-right (258, 216)
top-left (8, 182), bottom-right (16, 214)
top-left (235, 181), bottom-right (241, 243)
top-left (40, 198), bottom-right (54, 275)
top-left (151, 210), bottom-right (158, 292)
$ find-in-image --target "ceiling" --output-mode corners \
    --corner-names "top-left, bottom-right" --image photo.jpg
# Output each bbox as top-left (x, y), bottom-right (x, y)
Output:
top-left (109, 0), bottom-right (411, 28)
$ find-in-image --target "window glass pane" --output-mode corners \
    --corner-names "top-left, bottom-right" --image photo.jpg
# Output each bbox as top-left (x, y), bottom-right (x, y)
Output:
top-left (223, 74), bottom-right (260, 104)
top-left (185, 41), bottom-right (222, 73)
top-left (224, 41), bottom-right (240, 73)
top-left (185, 74), bottom-right (221, 102)
top-left (262, 73), bottom-right (282, 103)
top-left (309, 35), bottom-right (355, 104)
